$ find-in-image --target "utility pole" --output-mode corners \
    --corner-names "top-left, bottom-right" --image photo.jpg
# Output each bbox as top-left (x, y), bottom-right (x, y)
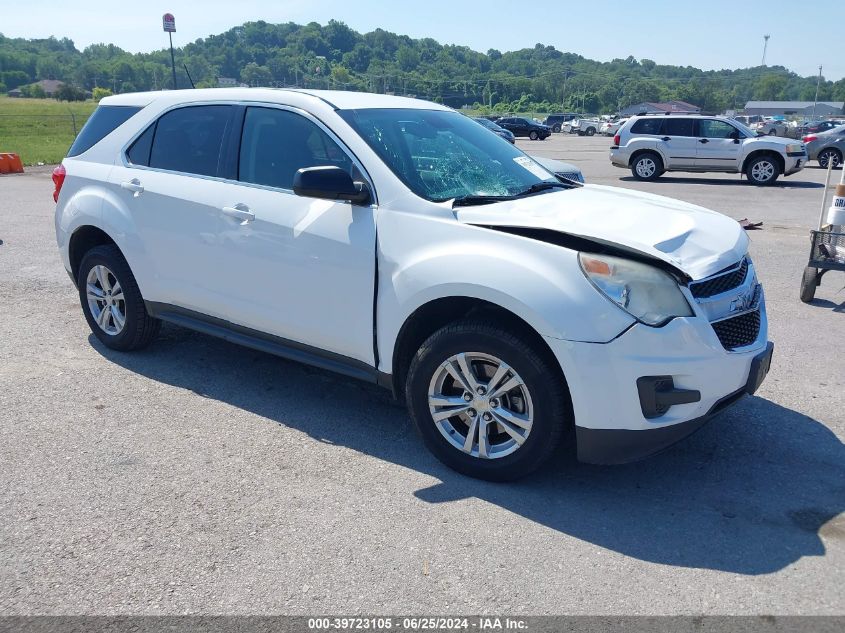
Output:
top-left (761, 34), bottom-right (770, 66)
top-left (813, 65), bottom-right (823, 119)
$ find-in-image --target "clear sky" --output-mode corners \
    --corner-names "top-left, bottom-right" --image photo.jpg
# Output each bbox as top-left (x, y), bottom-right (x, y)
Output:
top-left (5, 0), bottom-right (844, 81)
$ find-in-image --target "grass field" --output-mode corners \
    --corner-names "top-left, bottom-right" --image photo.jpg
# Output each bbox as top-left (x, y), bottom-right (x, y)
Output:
top-left (0, 96), bottom-right (97, 165)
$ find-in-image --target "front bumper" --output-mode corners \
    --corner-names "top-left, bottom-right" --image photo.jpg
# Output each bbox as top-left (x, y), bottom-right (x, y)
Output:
top-left (544, 306), bottom-right (771, 464)
top-left (784, 153), bottom-right (806, 175)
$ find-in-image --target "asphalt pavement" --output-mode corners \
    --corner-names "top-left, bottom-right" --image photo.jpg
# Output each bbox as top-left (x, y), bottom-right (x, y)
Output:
top-left (0, 136), bottom-right (843, 615)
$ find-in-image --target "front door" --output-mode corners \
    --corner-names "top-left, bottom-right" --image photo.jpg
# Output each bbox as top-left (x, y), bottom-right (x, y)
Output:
top-left (695, 119), bottom-right (744, 170)
top-left (211, 106), bottom-right (377, 365)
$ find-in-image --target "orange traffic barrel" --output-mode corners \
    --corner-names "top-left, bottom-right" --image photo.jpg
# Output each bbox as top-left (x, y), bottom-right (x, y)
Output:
top-left (0, 153), bottom-right (24, 173)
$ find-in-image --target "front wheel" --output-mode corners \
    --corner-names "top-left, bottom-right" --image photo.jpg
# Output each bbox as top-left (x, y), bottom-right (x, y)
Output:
top-left (78, 244), bottom-right (161, 351)
top-left (818, 148), bottom-right (842, 169)
top-left (406, 320), bottom-right (570, 481)
top-left (746, 155), bottom-right (780, 186)
top-left (585, 127), bottom-right (596, 136)
top-left (529, 130), bottom-right (539, 140)
top-left (631, 152), bottom-right (663, 181)
top-left (552, 124), bottom-right (561, 133)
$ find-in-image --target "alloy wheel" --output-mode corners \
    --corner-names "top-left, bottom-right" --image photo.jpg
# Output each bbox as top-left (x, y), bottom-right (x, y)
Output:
top-left (636, 157), bottom-right (657, 178)
top-left (86, 264), bottom-right (126, 335)
top-left (427, 352), bottom-right (534, 459)
top-left (751, 160), bottom-right (775, 182)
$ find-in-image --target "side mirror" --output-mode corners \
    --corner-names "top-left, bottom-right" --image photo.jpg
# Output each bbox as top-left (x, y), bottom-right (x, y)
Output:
top-left (293, 166), bottom-right (370, 204)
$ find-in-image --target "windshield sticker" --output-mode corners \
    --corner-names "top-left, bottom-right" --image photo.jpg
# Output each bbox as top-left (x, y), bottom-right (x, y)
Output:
top-left (514, 156), bottom-right (551, 179)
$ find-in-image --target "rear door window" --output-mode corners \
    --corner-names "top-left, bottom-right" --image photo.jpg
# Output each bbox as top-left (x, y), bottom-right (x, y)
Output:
top-left (662, 119), bottom-right (695, 136)
top-left (630, 118), bottom-right (663, 135)
top-left (67, 105), bottom-right (141, 157)
top-left (148, 105), bottom-right (233, 177)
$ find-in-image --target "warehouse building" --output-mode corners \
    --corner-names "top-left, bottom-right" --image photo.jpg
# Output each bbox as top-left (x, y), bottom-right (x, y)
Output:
top-left (744, 101), bottom-right (844, 117)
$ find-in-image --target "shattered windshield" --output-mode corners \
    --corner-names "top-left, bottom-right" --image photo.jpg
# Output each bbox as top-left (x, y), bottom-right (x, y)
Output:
top-left (339, 108), bottom-right (557, 202)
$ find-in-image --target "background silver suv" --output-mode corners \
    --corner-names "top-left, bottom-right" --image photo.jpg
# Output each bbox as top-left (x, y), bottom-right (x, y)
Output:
top-left (610, 115), bottom-right (807, 185)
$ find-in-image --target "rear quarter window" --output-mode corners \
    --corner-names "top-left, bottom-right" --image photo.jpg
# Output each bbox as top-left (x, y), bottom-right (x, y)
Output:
top-left (67, 106), bottom-right (142, 157)
top-left (630, 118), bottom-right (664, 135)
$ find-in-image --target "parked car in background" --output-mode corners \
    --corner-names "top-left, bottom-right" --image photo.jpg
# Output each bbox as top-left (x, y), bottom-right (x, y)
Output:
top-left (567, 118), bottom-right (601, 136)
top-left (528, 155), bottom-right (585, 183)
top-left (543, 113), bottom-right (580, 133)
top-left (610, 114), bottom-right (807, 185)
top-left (54, 88), bottom-right (772, 480)
top-left (753, 119), bottom-right (789, 137)
top-left (803, 125), bottom-right (845, 169)
top-left (495, 116), bottom-right (551, 140)
top-left (797, 120), bottom-right (843, 137)
top-left (473, 117), bottom-right (516, 143)
top-left (733, 115), bottom-right (763, 127)
top-left (600, 118), bottom-right (627, 136)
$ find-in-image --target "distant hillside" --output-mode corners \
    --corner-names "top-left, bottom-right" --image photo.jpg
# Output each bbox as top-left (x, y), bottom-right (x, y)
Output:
top-left (2, 21), bottom-right (844, 114)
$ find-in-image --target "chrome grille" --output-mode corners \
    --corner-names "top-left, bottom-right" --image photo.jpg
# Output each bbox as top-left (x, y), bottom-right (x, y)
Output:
top-left (689, 258), bottom-right (749, 298)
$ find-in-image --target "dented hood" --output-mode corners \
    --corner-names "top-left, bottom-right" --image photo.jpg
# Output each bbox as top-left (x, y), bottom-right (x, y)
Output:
top-left (455, 184), bottom-right (748, 280)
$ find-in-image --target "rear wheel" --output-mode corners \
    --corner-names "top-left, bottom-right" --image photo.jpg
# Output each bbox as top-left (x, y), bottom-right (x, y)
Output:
top-left (745, 155), bottom-right (780, 186)
top-left (818, 148), bottom-right (842, 169)
top-left (631, 152), bottom-right (663, 181)
top-left (800, 266), bottom-right (819, 303)
top-left (529, 130), bottom-right (539, 140)
top-left (78, 244), bottom-right (161, 351)
top-left (406, 320), bottom-right (569, 481)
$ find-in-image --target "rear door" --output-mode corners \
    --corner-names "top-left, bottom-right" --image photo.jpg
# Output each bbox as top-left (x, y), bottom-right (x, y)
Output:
top-left (658, 118), bottom-right (698, 168)
top-left (107, 104), bottom-right (235, 312)
top-left (694, 119), bottom-right (744, 170)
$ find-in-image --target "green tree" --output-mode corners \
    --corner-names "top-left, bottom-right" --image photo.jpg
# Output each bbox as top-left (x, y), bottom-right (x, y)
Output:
top-left (240, 62), bottom-right (272, 86)
top-left (92, 87), bottom-right (112, 101)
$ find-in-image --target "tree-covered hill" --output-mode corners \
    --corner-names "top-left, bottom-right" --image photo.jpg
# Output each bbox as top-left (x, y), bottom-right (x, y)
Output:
top-left (2, 20), bottom-right (844, 114)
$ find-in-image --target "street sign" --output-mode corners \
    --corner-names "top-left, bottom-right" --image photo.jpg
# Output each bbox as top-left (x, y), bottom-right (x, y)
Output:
top-left (163, 13), bottom-right (176, 33)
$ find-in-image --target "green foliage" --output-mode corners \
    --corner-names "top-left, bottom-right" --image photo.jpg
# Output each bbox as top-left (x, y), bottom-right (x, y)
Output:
top-left (92, 87), bottom-right (112, 101)
top-left (1, 25), bottom-right (843, 115)
top-left (55, 83), bottom-right (87, 101)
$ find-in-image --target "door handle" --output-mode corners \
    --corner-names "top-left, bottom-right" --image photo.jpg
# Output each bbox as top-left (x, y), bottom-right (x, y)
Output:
top-left (661, 137), bottom-right (671, 141)
top-left (699, 139), bottom-right (710, 144)
top-left (120, 179), bottom-right (144, 195)
top-left (222, 204), bottom-right (255, 224)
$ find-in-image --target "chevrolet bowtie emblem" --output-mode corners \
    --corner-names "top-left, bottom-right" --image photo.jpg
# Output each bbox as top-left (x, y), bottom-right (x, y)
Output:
top-left (730, 285), bottom-right (758, 313)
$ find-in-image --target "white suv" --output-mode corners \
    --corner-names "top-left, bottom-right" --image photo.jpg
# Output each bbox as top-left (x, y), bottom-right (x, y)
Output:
top-left (610, 114), bottom-right (807, 185)
top-left (54, 89), bottom-right (773, 480)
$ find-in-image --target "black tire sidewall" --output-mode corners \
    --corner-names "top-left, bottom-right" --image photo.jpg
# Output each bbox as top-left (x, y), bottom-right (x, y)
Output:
top-left (406, 325), bottom-right (567, 481)
top-left (632, 153), bottom-right (661, 181)
top-left (746, 156), bottom-right (779, 185)
top-left (800, 266), bottom-right (817, 303)
top-left (78, 246), bottom-right (144, 350)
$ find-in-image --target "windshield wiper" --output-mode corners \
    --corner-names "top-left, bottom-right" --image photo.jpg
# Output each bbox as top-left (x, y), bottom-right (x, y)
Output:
top-left (451, 194), bottom-right (515, 207)
top-left (513, 181), bottom-right (573, 197)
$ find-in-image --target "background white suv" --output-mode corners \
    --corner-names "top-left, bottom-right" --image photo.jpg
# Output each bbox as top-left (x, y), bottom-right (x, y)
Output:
top-left (54, 89), bottom-right (773, 480)
top-left (610, 114), bottom-right (807, 185)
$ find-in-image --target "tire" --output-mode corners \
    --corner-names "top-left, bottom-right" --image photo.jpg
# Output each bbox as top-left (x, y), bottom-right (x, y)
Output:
top-left (818, 148), bottom-right (842, 170)
top-left (800, 266), bottom-right (818, 303)
top-left (406, 319), bottom-right (569, 481)
top-left (767, 130), bottom-right (776, 136)
top-left (552, 124), bottom-right (561, 133)
top-left (745, 154), bottom-right (780, 186)
top-left (630, 152), bottom-right (663, 181)
top-left (77, 244), bottom-right (161, 351)
top-left (586, 127), bottom-right (596, 136)
top-left (529, 130), bottom-right (539, 140)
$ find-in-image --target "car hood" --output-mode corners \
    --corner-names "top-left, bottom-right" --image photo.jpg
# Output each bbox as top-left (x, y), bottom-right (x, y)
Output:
top-left (747, 135), bottom-right (795, 147)
top-left (455, 184), bottom-right (748, 280)
top-left (529, 155), bottom-right (580, 174)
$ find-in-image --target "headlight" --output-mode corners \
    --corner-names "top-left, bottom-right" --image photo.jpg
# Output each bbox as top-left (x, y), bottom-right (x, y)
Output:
top-left (786, 144), bottom-right (804, 153)
top-left (579, 253), bottom-right (693, 326)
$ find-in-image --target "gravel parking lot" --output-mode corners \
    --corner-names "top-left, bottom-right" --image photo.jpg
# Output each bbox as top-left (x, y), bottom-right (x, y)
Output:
top-left (1, 134), bottom-right (843, 615)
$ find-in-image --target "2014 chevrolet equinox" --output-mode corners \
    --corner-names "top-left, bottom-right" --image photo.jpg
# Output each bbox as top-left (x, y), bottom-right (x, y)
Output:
top-left (54, 89), bottom-right (773, 480)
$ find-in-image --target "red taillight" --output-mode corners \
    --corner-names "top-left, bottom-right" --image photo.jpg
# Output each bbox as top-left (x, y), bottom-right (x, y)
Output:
top-left (802, 135), bottom-right (817, 143)
top-left (613, 134), bottom-right (620, 146)
top-left (52, 164), bottom-right (66, 203)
